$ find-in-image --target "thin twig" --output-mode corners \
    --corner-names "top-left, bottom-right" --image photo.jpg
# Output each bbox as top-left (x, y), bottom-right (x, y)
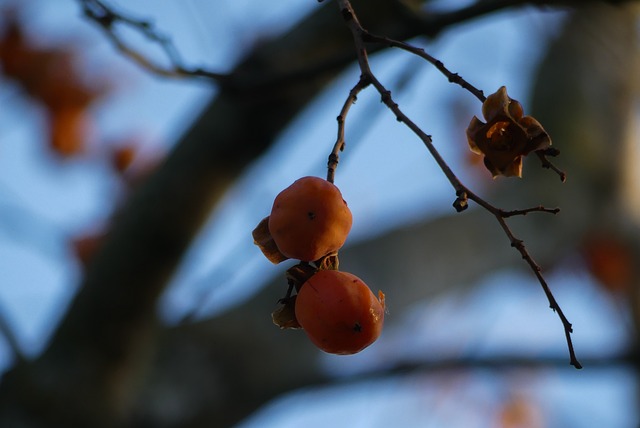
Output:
top-left (536, 150), bottom-right (567, 182)
top-left (78, 0), bottom-right (227, 81)
top-left (500, 205), bottom-right (560, 218)
top-left (336, 0), bottom-right (581, 369)
top-left (361, 32), bottom-right (486, 102)
top-left (327, 76), bottom-right (370, 183)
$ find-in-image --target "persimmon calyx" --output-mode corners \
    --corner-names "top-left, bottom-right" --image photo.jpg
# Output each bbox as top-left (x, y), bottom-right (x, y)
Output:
top-left (315, 252), bottom-right (339, 271)
top-left (272, 296), bottom-right (301, 329)
top-left (252, 216), bottom-right (289, 264)
top-left (286, 263), bottom-right (318, 292)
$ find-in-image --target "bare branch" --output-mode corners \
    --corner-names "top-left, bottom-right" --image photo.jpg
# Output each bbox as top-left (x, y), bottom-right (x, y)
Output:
top-left (77, 0), bottom-right (227, 81)
top-left (536, 149), bottom-right (567, 182)
top-left (336, 0), bottom-right (582, 369)
top-left (500, 205), bottom-right (560, 217)
top-left (327, 76), bottom-right (370, 183)
top-left (361, 32), bottom-right (486, 102)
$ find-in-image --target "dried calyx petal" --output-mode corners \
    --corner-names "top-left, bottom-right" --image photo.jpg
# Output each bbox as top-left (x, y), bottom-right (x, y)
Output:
top-left (466, 86), bottom-right (552, 178)
top-left (272, 296), bottom-right (301, 329)
top-left (252, 216), bottom-right (288, 264)
top-left (286, 263), bottom-right (318, 292)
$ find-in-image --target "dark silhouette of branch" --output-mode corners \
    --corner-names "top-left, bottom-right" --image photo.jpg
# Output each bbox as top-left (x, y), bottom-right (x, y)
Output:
top-left (415, 0), bottom-right (640, 38)
top-left (0, 306), bottom-right (25, 365)
top-left (324, 352), bottom-right (637, 387)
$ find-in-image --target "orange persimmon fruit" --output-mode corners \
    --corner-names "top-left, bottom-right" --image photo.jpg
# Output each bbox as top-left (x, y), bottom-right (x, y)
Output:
top-left (295, 270), bottom-right (385, 355)
top-left (268, 176), bottom-right (352, 262)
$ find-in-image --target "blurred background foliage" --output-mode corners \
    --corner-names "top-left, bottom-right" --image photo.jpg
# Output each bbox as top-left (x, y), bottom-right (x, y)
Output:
top-left (0, 0), bottom-right (637, 427)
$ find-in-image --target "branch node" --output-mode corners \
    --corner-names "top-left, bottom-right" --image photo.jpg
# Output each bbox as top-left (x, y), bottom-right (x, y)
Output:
top-left (453, 191), bottom-right (468, 212)
top-left (380, 89), bottom-right (392, 103)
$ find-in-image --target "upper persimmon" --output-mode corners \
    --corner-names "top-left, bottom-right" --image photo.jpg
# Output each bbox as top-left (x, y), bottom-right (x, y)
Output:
top-left (268, 176), bottom-right (352, 262)
top-left (295, 270), bottom-right (385, 355)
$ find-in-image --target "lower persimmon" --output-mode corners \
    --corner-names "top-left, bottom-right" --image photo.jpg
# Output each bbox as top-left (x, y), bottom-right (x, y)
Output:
top-left (295, 270), bottom-right (384, 355)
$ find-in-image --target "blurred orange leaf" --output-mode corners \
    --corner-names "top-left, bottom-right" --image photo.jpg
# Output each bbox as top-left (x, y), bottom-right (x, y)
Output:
top-left (499, 395), bottom-right (544, 428)
top-left (111, 144), bottom-right (137, 173)
top-left (71, 231), bottom-right (106, 269)
top-left (582, 234), bottom-right (633, 294)
top-left (49, 107), bottom-right (91, 157)
top-left (0, 10), bottom-right (109, 157)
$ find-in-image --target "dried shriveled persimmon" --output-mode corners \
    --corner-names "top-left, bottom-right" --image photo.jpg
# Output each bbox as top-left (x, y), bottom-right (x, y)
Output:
top-left (295, 270), bottom-right (385, 355)
top-left (268, 176), bottom-right (352, 262)
top-left (466, 86), bottom-right (551, 178)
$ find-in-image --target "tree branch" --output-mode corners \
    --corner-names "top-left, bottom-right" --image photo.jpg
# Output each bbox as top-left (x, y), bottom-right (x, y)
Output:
top-left (78, 0), bottom-right (228, 81)
top-left (76, 0), bottom-right (639, 86)
top-left (335, 0), bottom-right (581, 368)
top-left (326, 76), bottom-right (370, 183)
top-left (415, 0), bottom-right (640, 38)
